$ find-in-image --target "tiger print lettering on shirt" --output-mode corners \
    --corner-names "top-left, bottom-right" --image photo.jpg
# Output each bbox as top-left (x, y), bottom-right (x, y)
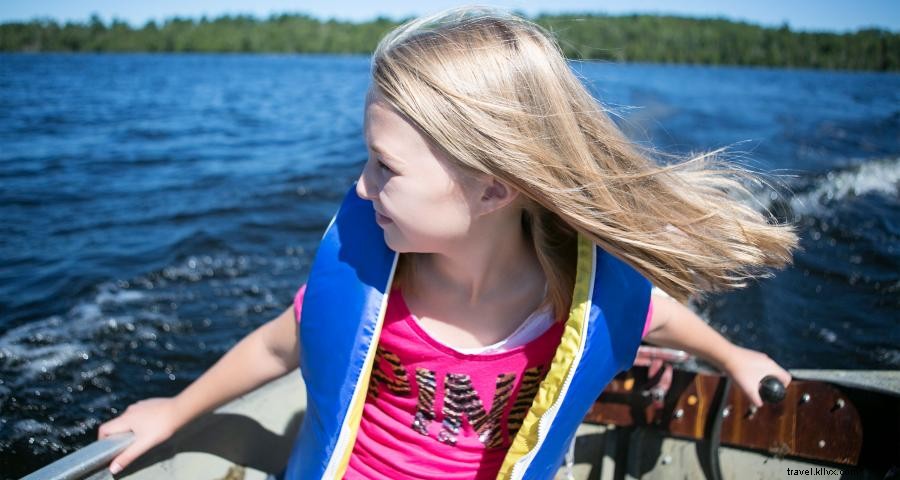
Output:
top-left (368, 345), bottom-right (550, 449)
top-left (412, 367), bottom-right (437, 436)
top-left (368, 345), bottom-right (411, 398)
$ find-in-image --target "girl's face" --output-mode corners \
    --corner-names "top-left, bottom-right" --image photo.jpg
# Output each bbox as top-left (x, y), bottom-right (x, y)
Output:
top-left (356, 90), bottom-right (480, 253)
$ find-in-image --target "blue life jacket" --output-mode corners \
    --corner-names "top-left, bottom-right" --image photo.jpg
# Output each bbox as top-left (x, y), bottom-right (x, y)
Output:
top-left (284, 184), bottom-right (651, 479)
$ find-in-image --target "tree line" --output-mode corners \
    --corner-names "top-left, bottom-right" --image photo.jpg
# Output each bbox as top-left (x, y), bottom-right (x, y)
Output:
top-left (1, 12), bottom-right (897, 71)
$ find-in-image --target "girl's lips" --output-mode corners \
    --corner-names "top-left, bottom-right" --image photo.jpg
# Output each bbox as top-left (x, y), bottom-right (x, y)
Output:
top-left (376, 211), bottom-right (393, 224)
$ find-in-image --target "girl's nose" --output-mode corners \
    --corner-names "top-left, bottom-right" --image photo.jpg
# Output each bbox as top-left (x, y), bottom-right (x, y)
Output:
top-left (356, 167), bottom-right (373, 200)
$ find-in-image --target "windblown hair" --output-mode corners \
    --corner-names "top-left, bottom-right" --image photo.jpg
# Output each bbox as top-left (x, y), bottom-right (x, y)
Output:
top-left (371, 5), bottom-right (799, 320)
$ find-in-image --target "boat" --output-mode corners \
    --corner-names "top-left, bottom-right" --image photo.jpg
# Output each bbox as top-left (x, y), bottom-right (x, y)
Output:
top-left (21, 345), bottom-right (900, 479)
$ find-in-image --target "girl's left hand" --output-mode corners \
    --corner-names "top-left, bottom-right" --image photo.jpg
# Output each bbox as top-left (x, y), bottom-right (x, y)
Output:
top-left (719, 345), bottom-right (792, 407)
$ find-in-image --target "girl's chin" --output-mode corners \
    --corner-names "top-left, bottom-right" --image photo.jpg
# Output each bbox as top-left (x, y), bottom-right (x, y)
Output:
top-left (381, 230), bottom-right (419, 254)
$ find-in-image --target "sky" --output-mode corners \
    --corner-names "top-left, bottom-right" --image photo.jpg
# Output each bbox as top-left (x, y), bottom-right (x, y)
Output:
top-left (1, 0), bottom-right (898, 33)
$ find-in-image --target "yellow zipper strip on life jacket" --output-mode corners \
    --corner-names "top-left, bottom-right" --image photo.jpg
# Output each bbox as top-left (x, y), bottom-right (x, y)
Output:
top-left (498, 233), bottom-right (593, 478)
top-left (326, 252), bottom-right (400, 479)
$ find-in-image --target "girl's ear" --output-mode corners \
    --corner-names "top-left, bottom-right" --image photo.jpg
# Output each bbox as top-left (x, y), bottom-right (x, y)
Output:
top-left (475, 176), bottom-right (519, 216)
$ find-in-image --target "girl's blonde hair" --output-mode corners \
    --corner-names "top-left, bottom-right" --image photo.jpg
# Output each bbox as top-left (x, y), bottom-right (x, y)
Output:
top-left (371, 5), bottom-right (799, 320)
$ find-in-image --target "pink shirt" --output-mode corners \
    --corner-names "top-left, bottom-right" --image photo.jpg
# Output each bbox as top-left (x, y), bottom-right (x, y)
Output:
top-left (293, 284), bottom-right (653, 479)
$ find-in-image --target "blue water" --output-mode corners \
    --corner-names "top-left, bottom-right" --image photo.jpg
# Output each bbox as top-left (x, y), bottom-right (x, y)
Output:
top-left (1, 53), bottom-right (898, 477)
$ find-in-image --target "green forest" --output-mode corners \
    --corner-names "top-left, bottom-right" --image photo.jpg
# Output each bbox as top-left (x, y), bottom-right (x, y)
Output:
top-left (1, 12), bottom-right (897, 71)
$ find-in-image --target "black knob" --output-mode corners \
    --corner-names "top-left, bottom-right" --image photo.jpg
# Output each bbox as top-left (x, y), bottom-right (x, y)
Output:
top-left (759, 375), bottom-right (786, 404)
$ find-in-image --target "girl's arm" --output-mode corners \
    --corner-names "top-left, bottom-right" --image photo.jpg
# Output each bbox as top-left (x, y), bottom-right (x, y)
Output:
top-left (172, 303), bottom-right (301, 421)
top-left (642, 292), bottom-right (792, 407)
top-left (97, 304), bottom-right (301, 473)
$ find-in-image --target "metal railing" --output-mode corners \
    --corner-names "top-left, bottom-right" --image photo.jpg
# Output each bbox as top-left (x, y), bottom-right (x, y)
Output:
top-left (21, 432), bottom-right (134, 480)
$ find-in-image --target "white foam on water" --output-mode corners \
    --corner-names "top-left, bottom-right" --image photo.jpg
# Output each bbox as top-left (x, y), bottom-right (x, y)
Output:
top-left (788, 156), bottom-right (900, 216)
top-left (14, 418), bottom-right (53, 435)
top-left (0, 315), bottom-right (89, 382)
top-left (95, 285), bottom-right (145, 305)
top-left (0, 281), bottom-right (155, 382)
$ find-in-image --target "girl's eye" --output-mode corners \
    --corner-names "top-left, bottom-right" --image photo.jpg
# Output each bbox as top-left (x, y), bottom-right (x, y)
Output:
top-left (376, 158), bottom-right (393, 174)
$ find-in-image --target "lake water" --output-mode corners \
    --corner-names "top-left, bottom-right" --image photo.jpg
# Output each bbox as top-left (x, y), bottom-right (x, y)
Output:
top-left (1, 53), bottom-right (898, 477)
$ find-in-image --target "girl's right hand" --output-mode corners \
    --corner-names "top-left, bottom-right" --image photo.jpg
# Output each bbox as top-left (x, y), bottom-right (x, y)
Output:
top-left (96, 397), bottom-right (186, 475)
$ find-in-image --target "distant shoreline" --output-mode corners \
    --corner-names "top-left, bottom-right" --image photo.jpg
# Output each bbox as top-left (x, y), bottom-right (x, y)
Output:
top-left (1, 12), bottom-right (897, 72)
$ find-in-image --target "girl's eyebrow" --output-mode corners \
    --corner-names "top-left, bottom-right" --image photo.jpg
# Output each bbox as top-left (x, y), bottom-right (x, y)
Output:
top-left (370, 144), bottom-right (403, 164)
top-left (370, 144), bottom-right (388, 154)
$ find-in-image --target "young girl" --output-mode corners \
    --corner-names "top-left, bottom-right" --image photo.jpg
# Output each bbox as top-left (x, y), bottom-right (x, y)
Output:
top-left (97, 6), bottom-right (797, 479)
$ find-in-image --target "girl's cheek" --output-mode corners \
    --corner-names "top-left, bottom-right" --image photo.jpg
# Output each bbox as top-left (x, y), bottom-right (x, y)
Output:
top-left (380, 177), bottom-right (399, 196)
